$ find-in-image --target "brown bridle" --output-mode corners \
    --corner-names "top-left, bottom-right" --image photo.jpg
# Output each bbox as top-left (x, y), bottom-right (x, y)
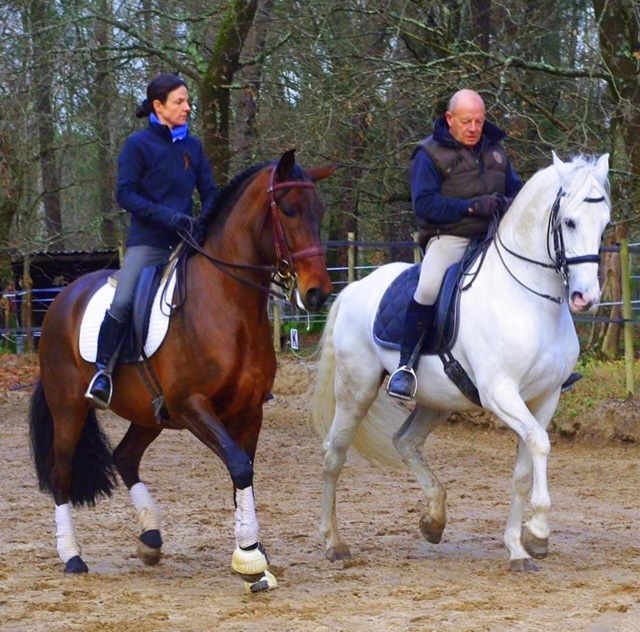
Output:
top-left (266, 165), bottom-right (326, 281)
top-left (175, 164), bottom-right (328, 303)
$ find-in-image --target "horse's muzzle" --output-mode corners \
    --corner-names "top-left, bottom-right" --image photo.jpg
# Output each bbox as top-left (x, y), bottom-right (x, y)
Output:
top-left (569, 290), bottom-right (600, 314)
top-left (300, 287), bottom-right (331, 312)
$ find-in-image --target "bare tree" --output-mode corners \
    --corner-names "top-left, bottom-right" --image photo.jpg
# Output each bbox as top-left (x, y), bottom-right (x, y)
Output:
top-left (201, 0), bottom-right (259, 183)
top-left (25, 0), bottom-right (63, 246)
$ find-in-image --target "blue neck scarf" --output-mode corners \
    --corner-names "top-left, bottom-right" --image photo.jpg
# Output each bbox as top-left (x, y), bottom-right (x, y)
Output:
top-left (150, 113), bottom-right (188, 142)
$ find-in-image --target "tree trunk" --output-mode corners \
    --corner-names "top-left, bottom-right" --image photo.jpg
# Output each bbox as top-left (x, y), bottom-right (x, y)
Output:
top-left (90, 0), bottom-right (119, 247)
top-left (28, 0), bottom-right (63, 247)
top-left (201, 0), bottom-right (259, 184)
top-left (236, 0), bottom-right (274, 167)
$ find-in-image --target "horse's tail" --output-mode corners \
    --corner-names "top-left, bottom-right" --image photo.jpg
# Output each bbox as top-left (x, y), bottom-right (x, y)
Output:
top-left (351, 393), bottom-right (407, 470)
top-left (309, 288), bottom-right (407, 470)
top-left (29, 381), bottom-right (118, 507)
top-left (309, 292), bottom-right (342, 440)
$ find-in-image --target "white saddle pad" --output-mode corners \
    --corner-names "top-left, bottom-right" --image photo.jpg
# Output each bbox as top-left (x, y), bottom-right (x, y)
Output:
top-left (79, 270), bottom-right (177, 362)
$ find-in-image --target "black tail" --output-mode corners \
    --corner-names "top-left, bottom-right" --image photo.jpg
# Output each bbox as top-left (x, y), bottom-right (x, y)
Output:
top-left (29, 380), bottom-right (118, 507)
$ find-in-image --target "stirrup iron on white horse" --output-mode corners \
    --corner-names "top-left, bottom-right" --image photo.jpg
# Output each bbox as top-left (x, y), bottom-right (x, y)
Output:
top-left (387, 365), bottom-right (418, 400)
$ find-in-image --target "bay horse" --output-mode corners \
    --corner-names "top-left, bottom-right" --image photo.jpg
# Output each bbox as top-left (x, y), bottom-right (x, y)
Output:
top-left (29, 149), bottom-right (336, 592)
top-left (310, 152), bottom-right (610, 571)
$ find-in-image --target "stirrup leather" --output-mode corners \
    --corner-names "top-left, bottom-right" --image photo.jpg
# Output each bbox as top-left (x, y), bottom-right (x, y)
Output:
top-left (387, 365), bottom-right (418, 400)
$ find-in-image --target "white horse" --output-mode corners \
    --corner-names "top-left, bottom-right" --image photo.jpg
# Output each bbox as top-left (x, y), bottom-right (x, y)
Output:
top-left (310, 152), bottom-right (610, 571)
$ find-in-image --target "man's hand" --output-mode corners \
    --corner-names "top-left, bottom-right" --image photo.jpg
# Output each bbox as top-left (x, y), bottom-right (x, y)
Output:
top-left (468, 194), bottom-right (507, 218)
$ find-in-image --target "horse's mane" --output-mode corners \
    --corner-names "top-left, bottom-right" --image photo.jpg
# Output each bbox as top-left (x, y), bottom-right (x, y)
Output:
top-left (193, 160), bottom-right (307, 245)
top-left (503, 153), bottom-right (610, 249)
top-left (557, 154), bottom-right (610, 204)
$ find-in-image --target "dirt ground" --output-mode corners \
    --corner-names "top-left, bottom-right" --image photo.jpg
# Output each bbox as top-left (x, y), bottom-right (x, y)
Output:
top-left (2, 355), bottom-right (640, 632)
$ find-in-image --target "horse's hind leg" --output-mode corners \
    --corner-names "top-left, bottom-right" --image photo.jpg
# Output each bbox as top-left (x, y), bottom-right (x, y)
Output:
top-left (50, 406), bottom-right (92, 574)
top-left (30, 380), bottom-right (117, 574)
top-left (321, 367), bottom-right (383, 562)
top-left (112, 424), bottom-right (164, 566)
top-left (392, 405), bottom-right (450, 544)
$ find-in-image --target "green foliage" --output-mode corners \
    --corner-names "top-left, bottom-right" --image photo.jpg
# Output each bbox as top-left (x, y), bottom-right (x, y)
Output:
top-left (553, 358), bottom-right (638, 435)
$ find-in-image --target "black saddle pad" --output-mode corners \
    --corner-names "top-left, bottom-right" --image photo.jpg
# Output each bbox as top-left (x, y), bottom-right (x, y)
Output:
top-left (373, 263), bottom-right (461, 355)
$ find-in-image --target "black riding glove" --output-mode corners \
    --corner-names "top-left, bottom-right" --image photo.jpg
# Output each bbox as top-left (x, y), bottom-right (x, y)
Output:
top-left (170, 213), bottom-right (195, 235)
top-left (469, 194), bottom-right (505, 218)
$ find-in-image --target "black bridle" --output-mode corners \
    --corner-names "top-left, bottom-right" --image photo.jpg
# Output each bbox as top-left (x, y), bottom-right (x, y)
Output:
top-left (494, 188), bottom-right (606, 304)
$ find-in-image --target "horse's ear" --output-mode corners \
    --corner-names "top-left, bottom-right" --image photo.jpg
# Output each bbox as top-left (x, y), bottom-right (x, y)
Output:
top-left (552, 150), bottom-right (564, 168)
top-left (552, 150), bottom-right (573, 177)
top-left (306, 163), bottom-right (339, 183)
top-left (276, 149), bottom-right (296, 181)
top-left (595, 153), bottom-right (610, 180)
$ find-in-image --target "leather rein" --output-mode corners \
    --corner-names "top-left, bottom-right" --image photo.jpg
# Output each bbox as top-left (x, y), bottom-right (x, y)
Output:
top-left (179, 165), bottom-right (323, 302)
top-left (494, 188), bottom-right (605, 304)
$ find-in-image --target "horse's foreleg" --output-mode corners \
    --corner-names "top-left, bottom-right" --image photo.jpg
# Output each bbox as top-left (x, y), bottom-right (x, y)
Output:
top-left (392, 406), bottom-right (450, 544)
top-left (180, 399), bottom-right (276, 593)
top-left (486, 388), bottom-right (555, 570)
top-left (504, 439), bottom-right (540, 571)
top-left (113, 424), bottom-right (164, 566)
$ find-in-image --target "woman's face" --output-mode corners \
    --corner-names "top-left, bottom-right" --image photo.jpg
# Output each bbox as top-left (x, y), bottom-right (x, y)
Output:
top-left (153, 85), bottom-right (191, 129)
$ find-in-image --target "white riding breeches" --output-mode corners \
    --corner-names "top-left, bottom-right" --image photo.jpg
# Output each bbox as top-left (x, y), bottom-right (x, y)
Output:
top-left (413, 234), bottom-right (471, 305)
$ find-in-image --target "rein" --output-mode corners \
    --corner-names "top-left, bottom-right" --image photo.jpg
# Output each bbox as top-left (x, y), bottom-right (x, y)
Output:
top-left (494, 189), bottom-right (605, 304)
top-left (178, 165), bottom-right (322, 302)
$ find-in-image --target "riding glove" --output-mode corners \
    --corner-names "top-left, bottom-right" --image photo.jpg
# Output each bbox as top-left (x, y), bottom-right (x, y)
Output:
top-left (170, 213), bottom-right (195, 235)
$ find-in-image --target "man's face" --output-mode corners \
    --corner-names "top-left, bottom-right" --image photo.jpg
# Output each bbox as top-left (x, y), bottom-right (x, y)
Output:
top-left (445, 102), bottom-right (485, 149)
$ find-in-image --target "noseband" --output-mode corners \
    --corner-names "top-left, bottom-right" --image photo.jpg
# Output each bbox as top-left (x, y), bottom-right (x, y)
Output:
top-left (266, 165), bottom-right (325, 282)
top-left (496, 188), bottom-right (605, 304)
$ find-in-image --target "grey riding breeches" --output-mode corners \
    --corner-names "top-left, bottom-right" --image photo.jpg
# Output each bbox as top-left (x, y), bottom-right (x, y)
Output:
top-left (108, 245), bottom-right (170, 322)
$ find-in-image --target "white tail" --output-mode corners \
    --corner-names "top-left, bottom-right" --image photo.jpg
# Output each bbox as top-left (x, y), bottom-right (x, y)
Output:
top-left (309, 290), bottom-right (407, 470)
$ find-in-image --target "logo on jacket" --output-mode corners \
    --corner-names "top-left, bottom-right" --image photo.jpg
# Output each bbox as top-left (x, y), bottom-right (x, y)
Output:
top-left (493, 151), bottom-right (503, 165)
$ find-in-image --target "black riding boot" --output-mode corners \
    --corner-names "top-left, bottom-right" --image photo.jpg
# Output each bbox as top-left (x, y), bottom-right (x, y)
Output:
top-left (387, 300), bottom-right (435, 401)
top-left (85, 310), bottom-right (128, 410)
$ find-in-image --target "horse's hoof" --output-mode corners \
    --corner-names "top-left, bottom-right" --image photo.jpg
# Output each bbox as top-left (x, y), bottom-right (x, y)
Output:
top-left (64, 555), bottom-right (88, 574)
top-left (326, 544), bottom-right (351, 562)
top-left (522, 526), bottom-right (549, 560)
top-left (137, 530), bottom-right (163, 566)
top-left (244, 570), bottom-right (278, 594)
top-left (419, 515), bottom-right (445, 544)
top-left (510, 557), bottom-right (540, 572)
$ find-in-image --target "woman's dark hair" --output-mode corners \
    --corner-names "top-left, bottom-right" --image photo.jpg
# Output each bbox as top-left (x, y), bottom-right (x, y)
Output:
top-left (135, 73), bottom-right (188, 119)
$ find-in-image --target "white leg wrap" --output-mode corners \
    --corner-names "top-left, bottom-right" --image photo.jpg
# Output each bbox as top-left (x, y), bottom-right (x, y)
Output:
top-left (55, 503), bottom-right (81, 563)
top-left (234, 486), bottom-right (259, 549)
top-left (130, 482), bottom-right (162, 533)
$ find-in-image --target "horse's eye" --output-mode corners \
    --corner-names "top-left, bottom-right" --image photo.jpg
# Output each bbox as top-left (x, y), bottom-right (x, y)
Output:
top-left (564, 218), bottom-right (576, 230)
top-left (280, 204), bottom-right (297, 218)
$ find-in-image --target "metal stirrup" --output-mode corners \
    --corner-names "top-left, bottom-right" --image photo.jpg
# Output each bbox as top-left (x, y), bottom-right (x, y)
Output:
top-left (387, 365), bottom-right (418, 399)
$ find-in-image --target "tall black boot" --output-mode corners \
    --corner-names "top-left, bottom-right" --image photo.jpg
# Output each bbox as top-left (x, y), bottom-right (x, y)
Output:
top-left (387, 300), bottom-right (435, 401)
top-left (85, 310), bottom-right (128, 410)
